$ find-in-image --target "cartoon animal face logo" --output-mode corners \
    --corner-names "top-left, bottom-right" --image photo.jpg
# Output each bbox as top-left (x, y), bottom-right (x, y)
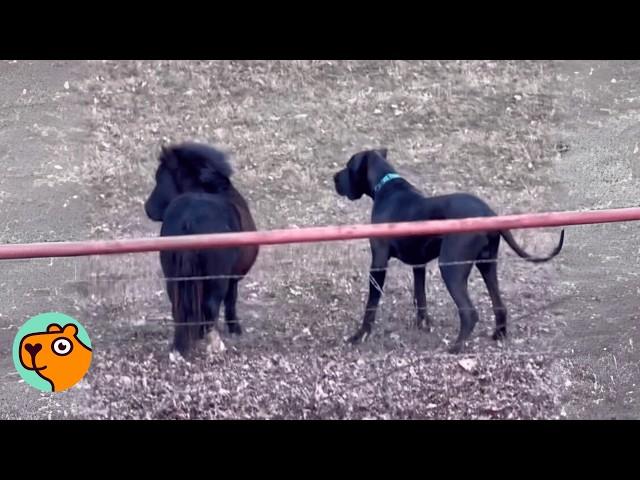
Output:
top-left (18, 322), bottom-right (92, 392)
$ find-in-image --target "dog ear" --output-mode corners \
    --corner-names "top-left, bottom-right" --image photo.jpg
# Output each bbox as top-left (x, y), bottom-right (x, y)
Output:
top-left (344, 152), bottom-right (367, 200)
top-left (376, 148), bottom-right (388, 159)
top-left (348, 152), bottom-right (365, 175)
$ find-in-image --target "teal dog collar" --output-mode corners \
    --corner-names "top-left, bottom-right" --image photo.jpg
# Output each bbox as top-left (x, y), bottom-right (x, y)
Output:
top-left (373, 173), bottom-right (402, 195)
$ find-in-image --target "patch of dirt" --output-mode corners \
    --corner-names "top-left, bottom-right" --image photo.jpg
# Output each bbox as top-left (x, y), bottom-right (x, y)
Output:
top-left (548, 61), bottom-right (640, 419)
top-left (0, 61), bottom-right (91, 419)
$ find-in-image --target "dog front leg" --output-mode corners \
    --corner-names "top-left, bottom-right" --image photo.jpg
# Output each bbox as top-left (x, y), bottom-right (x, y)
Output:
top-left (413, 266), bottom-right (432, 331)
top-left (349, 251), bottom-right (388, 344)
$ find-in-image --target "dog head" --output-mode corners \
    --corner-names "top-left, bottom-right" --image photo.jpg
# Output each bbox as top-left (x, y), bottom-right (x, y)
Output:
top-left (333, 148), bottom-right (389, 200)
top-left (144, 142), bottom-right (233, 221)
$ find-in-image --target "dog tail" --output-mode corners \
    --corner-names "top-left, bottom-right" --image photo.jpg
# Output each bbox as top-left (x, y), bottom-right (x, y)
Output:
top-left (499, 229), bottom-right (565, 263)
top-left (170, 249), bottom-right (205, 355)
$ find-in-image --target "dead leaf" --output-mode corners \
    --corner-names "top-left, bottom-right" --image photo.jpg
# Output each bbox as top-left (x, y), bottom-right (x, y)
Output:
top-left (458, 358), bottom-right (478, 373)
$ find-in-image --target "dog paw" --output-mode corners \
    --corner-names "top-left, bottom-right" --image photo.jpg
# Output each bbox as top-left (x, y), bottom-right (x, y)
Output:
top-left (416, 314), bottom-right (435, 332)
top-left (448, 343), bottom-right (464, 354)
top-left (347, 329), bottom-right (369, 345)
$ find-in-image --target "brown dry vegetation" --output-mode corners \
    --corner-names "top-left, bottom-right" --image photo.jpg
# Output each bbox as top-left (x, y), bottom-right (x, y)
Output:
top-left (69, 61), bottom-right (572, 419)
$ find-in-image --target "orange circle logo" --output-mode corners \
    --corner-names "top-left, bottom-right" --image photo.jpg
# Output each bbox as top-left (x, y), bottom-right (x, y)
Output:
top-left (13, 312), bottom-right (92, 392)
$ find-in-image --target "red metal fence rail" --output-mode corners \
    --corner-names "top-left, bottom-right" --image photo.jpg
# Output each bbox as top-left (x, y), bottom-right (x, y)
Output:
top-left (1, 207), bottom-right (640, 260)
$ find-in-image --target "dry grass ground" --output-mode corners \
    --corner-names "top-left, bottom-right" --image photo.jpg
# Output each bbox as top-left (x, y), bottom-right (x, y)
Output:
top-left (0, 61), bottom-right (90, 419)
top-left (547, 61), bottom-right (640, 419)
top-left (69, 61), bottom-right (572, 419)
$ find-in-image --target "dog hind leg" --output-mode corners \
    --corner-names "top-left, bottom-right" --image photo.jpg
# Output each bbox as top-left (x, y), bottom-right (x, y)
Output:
top-left (439, 235), bottom-right (483, 354)
top-left (476, 239), bottom-right (507, 341)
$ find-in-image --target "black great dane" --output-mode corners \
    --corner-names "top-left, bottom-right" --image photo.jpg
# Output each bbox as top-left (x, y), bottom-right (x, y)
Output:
top-left (333, 148), bottom-right (564, 354)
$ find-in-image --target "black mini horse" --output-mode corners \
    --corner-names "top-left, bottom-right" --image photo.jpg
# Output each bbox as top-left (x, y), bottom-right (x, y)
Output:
top-left (145, 143), bottom-right (259, 355)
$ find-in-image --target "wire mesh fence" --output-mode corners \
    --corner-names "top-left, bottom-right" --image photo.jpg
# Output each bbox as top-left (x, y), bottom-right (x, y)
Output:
top-left (0, 226), bottom-right (595, 419)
